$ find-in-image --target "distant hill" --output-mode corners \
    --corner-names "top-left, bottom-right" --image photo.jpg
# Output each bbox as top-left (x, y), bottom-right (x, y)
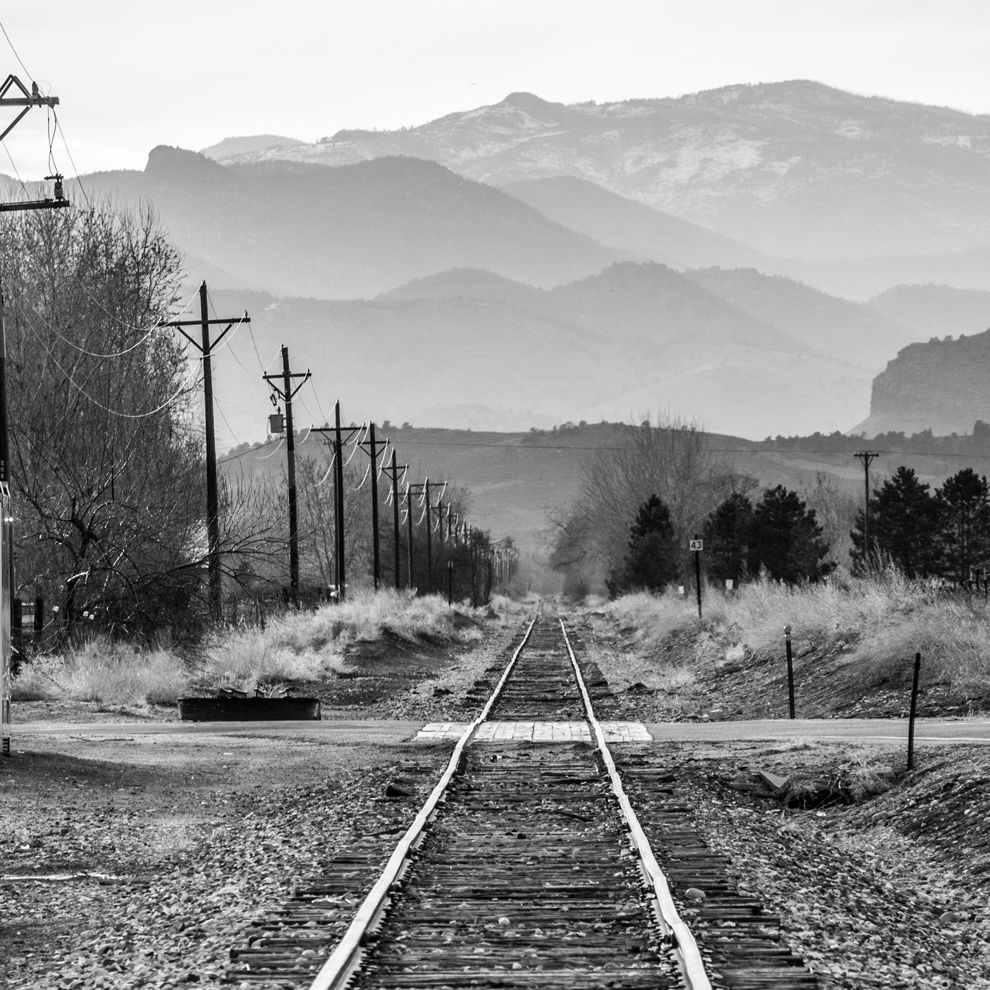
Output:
top-left (201, 134), bottom-right (305, 159)
top-left (498, 176), bottom-right (765, 270)
top-left (205, 81), bottom-right (990, 261)
top-left (80, 148), bottom-right (625, 298)
top-left (201, 264), bottom-right (873, 458)
top-left (855, 329), bottom-right (990, 436)
top-left (685, 267), bottom-right (912, 368)
top-left (868, 284), bottom-right (990, 338)
top-left (778, 247), bottom-right (990, 301)
top-left (230, 422), bottom-right (986, 558)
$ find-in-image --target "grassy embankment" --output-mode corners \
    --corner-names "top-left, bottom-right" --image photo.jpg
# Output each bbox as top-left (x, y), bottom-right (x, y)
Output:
top-left (586, 570), bottom-right (990, 718)
top-left (12, 590), bottom-right (519, 709)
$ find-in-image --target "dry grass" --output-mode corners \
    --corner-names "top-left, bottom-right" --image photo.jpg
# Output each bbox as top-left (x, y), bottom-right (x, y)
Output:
top-left (198, 589), bottom-right (487, 693)
top-left (12, 590), bottom-right (503, 703)
top-left (12, 637), bottom-right (189, 708)
top-left (593, 569), bottom-right (990, 699)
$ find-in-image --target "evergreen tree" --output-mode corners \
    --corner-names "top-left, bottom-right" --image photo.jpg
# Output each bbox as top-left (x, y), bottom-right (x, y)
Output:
top-left (703, 491), bottom-right (753, 583)
top-left (748, 485), bottom-right (834, 583)
top-left (850, 466), bottom-right (942, 577)
top-left (607, 494), bottom-right (678, 595)
top-left (937, 468), bottom-right (990, 583)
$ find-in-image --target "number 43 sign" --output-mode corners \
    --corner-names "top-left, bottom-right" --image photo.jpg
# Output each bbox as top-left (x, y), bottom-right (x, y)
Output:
top-left (689, 539), bottom-right (704, 552)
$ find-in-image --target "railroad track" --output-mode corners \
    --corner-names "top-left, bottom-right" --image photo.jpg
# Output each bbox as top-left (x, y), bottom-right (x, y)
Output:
top-left (228, 610), bottom-right (816, 989)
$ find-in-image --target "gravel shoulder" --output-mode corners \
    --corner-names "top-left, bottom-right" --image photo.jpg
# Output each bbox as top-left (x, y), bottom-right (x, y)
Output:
top-left (3, 610), bottom-right (990, 989)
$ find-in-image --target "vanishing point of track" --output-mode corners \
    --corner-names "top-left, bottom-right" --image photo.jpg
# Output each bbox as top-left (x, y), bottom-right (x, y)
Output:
top-left (229, 609), bottom-right (817, 989)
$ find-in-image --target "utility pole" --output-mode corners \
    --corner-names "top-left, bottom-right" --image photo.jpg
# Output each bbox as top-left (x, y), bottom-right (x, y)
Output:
top-left (1, 74), bottom-right (69, 758)
top-left (164, 282), bottom-right (249, 622)
top-left (385, 450), bottom-right (407, 591)
top-left (358, 423), bottom-right (388, 590)
top-left (424, 480), bottom-right (433, 593)
top-left (407, 480), bottom-right (443, 594)
top-left (406, 485), bottom-right (415, 590)
top-left (263, 347), bottom-right (310, 605)
top-left (855, 451), bottom-right (879, 571)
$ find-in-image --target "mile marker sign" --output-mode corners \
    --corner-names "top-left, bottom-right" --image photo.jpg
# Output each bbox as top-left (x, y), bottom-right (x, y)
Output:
top-left (689, 539), bottom-right (703, 552)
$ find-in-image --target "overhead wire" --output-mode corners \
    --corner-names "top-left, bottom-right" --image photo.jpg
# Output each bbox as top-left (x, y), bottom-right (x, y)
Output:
top-left (0, 18), bottom-right (33, 78)
top-left (19, 308), bottom-right (202, 419)
top-left (51, 110), bottom-right (92, 210)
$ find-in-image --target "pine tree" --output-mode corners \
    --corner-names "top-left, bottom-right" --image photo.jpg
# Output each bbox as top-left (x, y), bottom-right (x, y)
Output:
top-left (703, 492), bottom-right (753, 583)
top-left (937, 468), bottom-right (990, 584)
top-left (607, 494), bottom-right (678, 595)
top-left (748, 486), bottom-right (833, 583)
top-left (850, 466), bottom-right (942, 577)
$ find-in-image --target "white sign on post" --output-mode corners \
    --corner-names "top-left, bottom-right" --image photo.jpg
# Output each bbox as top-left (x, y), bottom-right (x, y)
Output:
top-left (689, 539), bottom-right (703, 552)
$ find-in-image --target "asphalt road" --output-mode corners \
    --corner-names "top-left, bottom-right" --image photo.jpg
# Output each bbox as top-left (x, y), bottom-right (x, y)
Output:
top-left (8, 716), bottom-right (990, 746)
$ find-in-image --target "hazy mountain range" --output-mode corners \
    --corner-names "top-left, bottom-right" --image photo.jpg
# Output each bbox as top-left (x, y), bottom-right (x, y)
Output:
top-left (204, 81), bottom-right (990, 262)
top-left (9, 80), bottom-right (990, 446)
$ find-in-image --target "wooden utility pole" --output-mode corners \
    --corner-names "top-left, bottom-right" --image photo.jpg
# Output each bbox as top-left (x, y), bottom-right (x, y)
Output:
top-left (855, 451), bottom-right (879, 570)
top-left (1, 74), bottom-right (69, 757)
top-left (164, 282), bottom-right (249, 622)
top-left (358, 423), bottom-right (389, 590)
top-left (307, 405), bottom-right (361, 600)
top-left (263, 347), bottom-right (310, 604)
top-left (406, 485), bottom-right (415, 590)
top-left (385, 450), bottom-right (407, 591)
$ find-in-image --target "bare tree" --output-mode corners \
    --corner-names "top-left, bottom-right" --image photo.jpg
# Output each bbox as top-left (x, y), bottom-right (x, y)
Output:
top-left (551, 415), bottom-right (749, 592)
top-left (1, 203), bottom-right (208, 634)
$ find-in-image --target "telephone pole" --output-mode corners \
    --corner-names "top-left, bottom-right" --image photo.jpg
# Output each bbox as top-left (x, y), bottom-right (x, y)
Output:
top-left (855, 451), bottom-right (879, 571)
top-left (164, 282), bottom-right (249, 622)
top-left (0, 75), bottom-right (69, 756)
top-left (385, 450), bottom-right (407, 591)
top-left (358, 423), bottom-right (389, 590)
top-left (263, 347), bottom-right (310, 604)
top-left (1, 74), bottom-right (69, 757)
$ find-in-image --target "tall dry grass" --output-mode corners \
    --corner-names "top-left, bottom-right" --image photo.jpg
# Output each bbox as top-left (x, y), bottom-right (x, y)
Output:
top-left (596, 569), bottom-right (990, 694)
top-left (197, 589), bottom-right (481, 693)
top-left (12, 591), bottom-right (504, 704)
top-left (12, 637), bottom-right (189, 707)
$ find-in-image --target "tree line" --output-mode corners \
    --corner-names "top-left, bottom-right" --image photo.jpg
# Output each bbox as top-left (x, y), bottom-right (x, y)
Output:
top-left (1, 204), bottom-right (509, 641)
top-left (550, 416), bottom-right (990, 597)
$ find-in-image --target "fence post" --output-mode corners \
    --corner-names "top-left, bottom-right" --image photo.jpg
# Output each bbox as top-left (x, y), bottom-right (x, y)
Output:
top-left (784, 625), bottom-right (795, 719)
top-left (907, 651), bottom-right (922, 770)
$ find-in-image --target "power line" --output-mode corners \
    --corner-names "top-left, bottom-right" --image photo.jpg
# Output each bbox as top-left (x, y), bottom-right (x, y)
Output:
top-left (19, 309), bottom-right (202, 419)
top-left (51, 111), bottom-right (92, 210)
top-left (0, 19), bottom-right (32, 79)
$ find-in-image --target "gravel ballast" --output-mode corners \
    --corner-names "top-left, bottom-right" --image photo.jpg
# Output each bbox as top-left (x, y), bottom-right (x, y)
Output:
top-left (3, 610), bottom-right (989, 988)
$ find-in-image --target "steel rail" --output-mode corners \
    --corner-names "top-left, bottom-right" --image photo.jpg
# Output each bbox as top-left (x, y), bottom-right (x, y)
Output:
top-left (307, 612), bottom-right (540, 990)
top-left (559, 616), bottom-right (714, 990)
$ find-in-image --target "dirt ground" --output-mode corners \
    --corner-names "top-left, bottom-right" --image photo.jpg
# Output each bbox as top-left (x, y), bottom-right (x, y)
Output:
top-left (2, 614), bottom-right (990, 989)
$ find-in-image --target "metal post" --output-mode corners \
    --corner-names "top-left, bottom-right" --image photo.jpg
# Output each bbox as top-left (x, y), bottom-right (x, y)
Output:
top-left (907, 651), bottom-right (922, 770)
top-left (692, 534), bottom-right (703, 620)
top-left (785, 624), bottom-right (796, 719)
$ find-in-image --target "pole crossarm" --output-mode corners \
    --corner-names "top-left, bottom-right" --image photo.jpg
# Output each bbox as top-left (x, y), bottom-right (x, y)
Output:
top-left (0, 74), bottom-right (59, 143)
top-left (263, 369), bottom-right (311, 402)
top-left (164, 314), bottom-right (249, 353)
top-left (0, 199), bottom-right (69, 212)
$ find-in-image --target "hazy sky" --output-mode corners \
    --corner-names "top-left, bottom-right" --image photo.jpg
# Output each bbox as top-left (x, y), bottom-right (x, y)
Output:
top-left (3, 1), bottom-right (990, 178)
